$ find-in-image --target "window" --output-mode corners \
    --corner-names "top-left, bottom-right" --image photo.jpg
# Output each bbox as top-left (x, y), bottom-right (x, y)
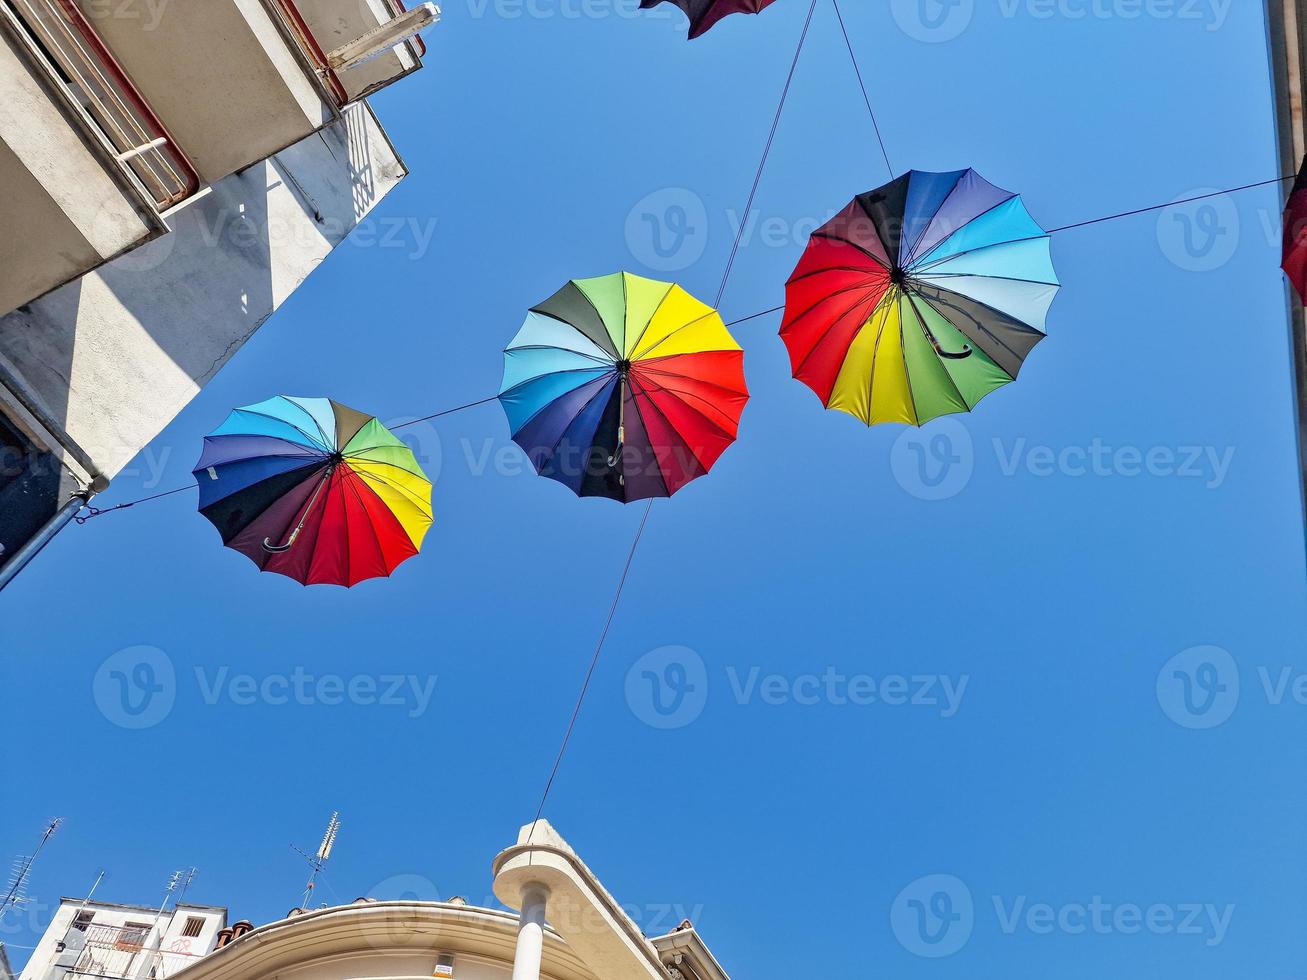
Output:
top-left (71, 911), bottom-right (95, 933)
top-left (181, 917), bottom-right (205, 938)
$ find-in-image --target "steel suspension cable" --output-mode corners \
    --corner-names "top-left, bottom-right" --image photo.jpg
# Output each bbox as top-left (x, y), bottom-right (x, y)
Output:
top-left (830, 0), bottom-right (892, 178)
top-left (74, 395), bottom-right (497, 522)
top-left (715, 0), bottom-right (820, 309)
top-left (527, 5), bottom-right (823, 839)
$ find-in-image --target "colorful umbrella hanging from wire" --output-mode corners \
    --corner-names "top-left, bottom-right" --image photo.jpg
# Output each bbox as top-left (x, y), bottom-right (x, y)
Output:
top-left (194, 396), bottom-right (433, 586)
top-left (1283, 156), bottom-right (1307, 304)
top-left (782, 168), bottom-right (1059, 426)
top-left (641, 0), bottom-right (778, 38)
top-left (499, 272), bottom-right (749, 502)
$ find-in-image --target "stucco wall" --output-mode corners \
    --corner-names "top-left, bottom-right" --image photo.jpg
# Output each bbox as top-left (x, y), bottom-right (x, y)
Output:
top-left (0, 100), bottom-right (406, 483)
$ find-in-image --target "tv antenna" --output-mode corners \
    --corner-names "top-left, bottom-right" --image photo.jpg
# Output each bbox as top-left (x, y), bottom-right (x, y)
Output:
top-left (291, 812), bottom-right (340, 908)
top-left (0, 817), bottom-right (63, 927)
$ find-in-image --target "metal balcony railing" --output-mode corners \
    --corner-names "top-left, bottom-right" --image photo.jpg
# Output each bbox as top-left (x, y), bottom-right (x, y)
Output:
top-left (3, 0), bottom-right (199, 209)
top-left (68, 924), bottom-right (207, 980)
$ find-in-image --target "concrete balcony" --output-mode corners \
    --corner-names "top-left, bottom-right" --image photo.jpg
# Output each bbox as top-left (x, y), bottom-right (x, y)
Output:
top-left (74, 0), bottom-right (428, 185)
top-left (296, 0), bottom-right (428, 103)
top-left (0, 1), bottom-right (169, 319)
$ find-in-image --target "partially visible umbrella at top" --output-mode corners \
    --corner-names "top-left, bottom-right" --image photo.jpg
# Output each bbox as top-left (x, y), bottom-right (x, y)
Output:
top-left (640, 0), bottom-right (779, 38)
top-left (193, 396), bottom-right (433, 587)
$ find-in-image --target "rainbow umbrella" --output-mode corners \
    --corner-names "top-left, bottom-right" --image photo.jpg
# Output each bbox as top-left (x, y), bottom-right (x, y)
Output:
top-left (640, 0), bottom-right (778, 37)
top-left (782, 169), bottom-right (1058, 426)
top-left (499, 272), bottom-right (748, 502)
top-left (194, 396), bottom-right (433, 586)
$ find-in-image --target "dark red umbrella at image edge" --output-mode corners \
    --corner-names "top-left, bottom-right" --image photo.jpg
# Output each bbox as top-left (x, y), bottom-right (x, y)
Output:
top-left (1283, 156), bottom-right (1307, 303)
top-left (640, 0), bottom-right (778, 37)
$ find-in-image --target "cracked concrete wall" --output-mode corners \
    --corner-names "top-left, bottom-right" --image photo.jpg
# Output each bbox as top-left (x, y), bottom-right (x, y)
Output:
top-left (0, 101), bottom-right (406, 484)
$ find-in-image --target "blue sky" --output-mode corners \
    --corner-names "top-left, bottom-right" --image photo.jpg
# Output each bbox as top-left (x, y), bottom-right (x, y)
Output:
top-left (3, 1), bottom-right (1306, 977)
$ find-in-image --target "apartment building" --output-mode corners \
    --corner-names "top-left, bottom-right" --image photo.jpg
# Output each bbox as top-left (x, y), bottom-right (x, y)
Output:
top-left (11, 823), bottom-right (733, 980)
top-left (0, 0), bottom-right (437, 586)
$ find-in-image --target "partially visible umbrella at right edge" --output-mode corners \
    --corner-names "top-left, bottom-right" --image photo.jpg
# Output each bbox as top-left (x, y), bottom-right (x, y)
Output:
top-left (1283, 156), bottom-right (1307, 304)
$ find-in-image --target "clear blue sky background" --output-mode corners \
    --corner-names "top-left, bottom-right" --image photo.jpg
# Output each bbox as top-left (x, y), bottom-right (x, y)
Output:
top-left (3, 2), bottom-right (1306, 977)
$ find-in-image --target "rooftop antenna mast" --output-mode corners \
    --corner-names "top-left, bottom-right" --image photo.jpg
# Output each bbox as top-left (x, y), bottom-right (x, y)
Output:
top-left (292, 812), bottom-right (340, 909)
top-left (0, 817), bottom-right (63, 927)
top-left (147, 868), bottom-right (198, 975)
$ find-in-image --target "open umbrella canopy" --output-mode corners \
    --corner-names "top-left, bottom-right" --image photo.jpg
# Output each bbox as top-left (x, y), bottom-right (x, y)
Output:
top-left (1283, 155), bottom-right (1307, 304)
top-left (782, 168), bottom-right (1058, 427)
top-left (499, 272), bottom-right (749, 502)
top-left (193, 396), bottom-right (433, 587)
top-left (640, 0), bottom-right (779, 38)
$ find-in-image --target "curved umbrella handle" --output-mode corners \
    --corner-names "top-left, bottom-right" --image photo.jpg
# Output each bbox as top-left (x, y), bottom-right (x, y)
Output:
top-left (934, 341), bottom-right (973, 360)
top-left (262, 537), bottom-right (295, 554)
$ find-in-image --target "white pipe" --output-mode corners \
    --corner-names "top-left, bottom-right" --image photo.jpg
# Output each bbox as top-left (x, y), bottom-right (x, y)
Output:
top-left (509, 884), bottom-right (549, 980)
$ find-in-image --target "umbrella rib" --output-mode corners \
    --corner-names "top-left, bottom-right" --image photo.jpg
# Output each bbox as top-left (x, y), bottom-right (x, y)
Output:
top-left (918, 281), bottom-right (1049, 345)
top-left (915, 288), bottom-right (1029, 375)
top-left (342, 466), bottom-right (411, 580)
top-left (783, 280), bottom-right (890, 336)
top-left (897, 173), bottom-right (968, 264)
top-left (621, 282), bottom-right (675, 359)
top-left (631, 371), bottom-right (738, 443)
top-left (499, 366), bottom-right (615, 402)
top-left (915, 270), bottom-right (1060, 287)
top-left (511, 372), bottom-right (617, 448)
top-left (912, 231), bottom-right (1049, 274)
top-left (786, 262), bottom-right (889, 287)
top-left (625, 389), bottom-right (670, 498)
top-left (791, 287), bottom-right (891, 383)
top-left (350, 463), bottom-right (433, 512)
top-left (233, 407), bottom-right (334, 454)
top-left (283, 397), bottom-right (337, 452)
top-left (905, 191), bottom-right (1018, 268)
top-left (809, 231), bottom-right (893, 270)
top-left (897, 296), bottom-right (922, 426)
top-left (630, 310), bottom-right (716, 362)
top-left (626, 372), bottom-right (713, 473)
top-left (636, 361), bottom-right (749, 398)
top-left (862, 295), bottom-right (895, 424)
top-left (504, 344), bottom-right (614, 366)
top-left (905, 290), bottom-right (971, 411)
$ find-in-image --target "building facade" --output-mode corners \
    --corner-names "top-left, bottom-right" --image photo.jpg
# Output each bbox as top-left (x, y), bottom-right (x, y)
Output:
top-left (12, 824), bottom-right (731, 980)
top-left (17, 900), bottom-right (227, 980)
top-left (0, 0), bottom-right (437, 585)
